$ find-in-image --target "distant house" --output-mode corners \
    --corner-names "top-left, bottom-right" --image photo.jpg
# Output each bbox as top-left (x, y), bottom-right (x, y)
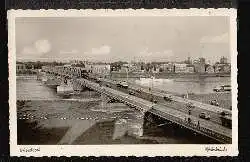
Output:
top-left (214, 63), bottom-right (231, 73)
top-left (160, 63), bottom-right (174, 72)
top-left (119, 65), bottom-right (128, 73)
top-left (87, 64), bottom-right (111, 75)
top-left (220, 57), bottom-right (228, 64)
top-left (206, 65), bottom-right (215, 73)
top-left (185, 65), bottom-right (195, 73)
top-left (223, 64), bottom-right (231, 73)
top-left (174, 63), bottom-right (186, 73)
top-left (192, 58), bottom-right (206, 73)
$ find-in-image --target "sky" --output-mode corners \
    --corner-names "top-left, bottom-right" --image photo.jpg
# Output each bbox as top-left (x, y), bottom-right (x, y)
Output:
top-left (15, 16), bottom-right (230, 63)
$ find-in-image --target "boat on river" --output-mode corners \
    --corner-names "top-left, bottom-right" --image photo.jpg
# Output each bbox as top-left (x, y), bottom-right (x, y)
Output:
top-left (213, 85), bottom-right (231, 92)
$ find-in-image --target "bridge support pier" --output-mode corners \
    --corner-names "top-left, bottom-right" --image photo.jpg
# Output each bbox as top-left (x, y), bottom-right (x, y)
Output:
top-left (57, 79), bottom-right (74, 94)
top-left (41, 74), bottom-right (61, 89)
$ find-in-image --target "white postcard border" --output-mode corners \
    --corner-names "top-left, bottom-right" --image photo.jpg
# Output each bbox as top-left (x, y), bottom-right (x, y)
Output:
top-left (8, 9), bottom-right (238, 157)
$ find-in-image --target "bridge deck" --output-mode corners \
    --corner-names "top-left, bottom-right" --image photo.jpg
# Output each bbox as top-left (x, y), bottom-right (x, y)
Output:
top-left (42, 67), bottom-right (232, 143)
top-left (101, 78), bottom-right (232, 116)
top-left (76, 78), bottom-right (231, 143)
top-left (152, 104), bottom-right (231, 137)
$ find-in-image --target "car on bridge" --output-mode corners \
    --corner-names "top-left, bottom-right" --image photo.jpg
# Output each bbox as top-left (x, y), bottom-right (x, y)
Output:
top-left (117, 81), bottom-right (129, 89)
top-left (199, 112), bottom-right (211, 120)
top-left (164, 95), bottom-right (173, 102)
top-left (186, 102), bottom-right (195, 109)
top-left (95, 77), bottom-right (102, 83)
top-left (106, 84), bottom-right (112, 88)
top-left (210, 100), bottom-right (219, 106)
top-left (150, 98), bottom-right (158, 103)
top-left (129, 90), bottom-right (135, 95)
top-left (135, 88), bottom-right (142, 93)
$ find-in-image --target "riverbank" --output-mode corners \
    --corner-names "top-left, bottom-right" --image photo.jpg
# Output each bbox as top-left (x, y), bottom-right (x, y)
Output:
top-left (17, 100), bottom-right (142, 145)
top-left (17, 99), bottom-right (222, 144)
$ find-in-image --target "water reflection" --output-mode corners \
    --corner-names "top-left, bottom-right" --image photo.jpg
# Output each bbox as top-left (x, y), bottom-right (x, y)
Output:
top-left (134, 77), bottom-right (230, 94)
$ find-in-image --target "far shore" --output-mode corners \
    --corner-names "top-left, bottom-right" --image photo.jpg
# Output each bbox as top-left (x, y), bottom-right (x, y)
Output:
top-left (110, 72), bottom-right (231, 79)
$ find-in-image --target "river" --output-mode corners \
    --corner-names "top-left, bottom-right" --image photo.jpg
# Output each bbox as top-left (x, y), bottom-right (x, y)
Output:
top-left (129, 76), bottom-right (230, 94)
top-left (16, 75), bottom-right (220, 144)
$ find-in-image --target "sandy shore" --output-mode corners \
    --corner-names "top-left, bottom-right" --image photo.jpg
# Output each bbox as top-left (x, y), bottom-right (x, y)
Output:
top-left (17, 100), bottom-right (151, 145)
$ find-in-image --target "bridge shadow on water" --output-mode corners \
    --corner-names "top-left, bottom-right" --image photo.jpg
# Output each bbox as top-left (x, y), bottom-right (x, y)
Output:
top-left (17, 100), bottom-right (220, 145)
top-left (143, 112), bottom-right (221, 144)
top-left (17, 119), bottom-right (70, 145)
top-left (18, 115), bottom-right (219, 145)
top-left (17, 119), bottom-right (157, 145)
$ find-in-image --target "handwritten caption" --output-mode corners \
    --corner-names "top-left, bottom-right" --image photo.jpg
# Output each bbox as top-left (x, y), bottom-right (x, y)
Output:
top-left (205, 146), bottom-right (227, 152)
top-left (20, 147), bottom-right (40, 153)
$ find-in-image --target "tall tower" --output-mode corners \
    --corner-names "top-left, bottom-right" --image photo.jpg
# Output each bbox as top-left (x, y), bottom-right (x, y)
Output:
top-left (187, 57), bottom-right (191, 64)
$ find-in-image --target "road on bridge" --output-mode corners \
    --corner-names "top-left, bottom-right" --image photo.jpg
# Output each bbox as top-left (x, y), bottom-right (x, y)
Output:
top-left (95, 77), bottom-right (231, 126)
top-left (78, 77), bottom-right (232, 143)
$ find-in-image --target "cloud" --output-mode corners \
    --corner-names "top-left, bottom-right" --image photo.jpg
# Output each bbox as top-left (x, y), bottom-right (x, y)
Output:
top-left (21, 39), bottom-right (52, 57)
top-left (35, 39), bottom-right (51, 53)
top-left (90, 45), bottom-right (111, 55)
top-left (200, 33), bottom-right (229, 43)
top-left (59, 49), bottom-right (79, 54)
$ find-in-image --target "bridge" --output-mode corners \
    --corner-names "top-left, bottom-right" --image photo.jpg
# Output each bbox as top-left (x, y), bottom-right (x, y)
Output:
top-left (40, 65), bottom-right (232, 144)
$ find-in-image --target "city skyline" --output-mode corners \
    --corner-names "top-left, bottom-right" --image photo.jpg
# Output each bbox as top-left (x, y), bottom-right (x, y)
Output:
top-left (16, 16), bottom-right (230, 63)
top-left (17, 56), bottom-right (230, 65)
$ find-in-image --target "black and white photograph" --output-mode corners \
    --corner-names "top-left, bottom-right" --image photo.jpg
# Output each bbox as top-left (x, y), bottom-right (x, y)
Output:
top-left (8, 9), bottom-right (237, 156)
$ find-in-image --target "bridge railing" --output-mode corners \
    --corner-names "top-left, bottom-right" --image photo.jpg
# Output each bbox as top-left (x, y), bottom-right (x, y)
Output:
top-left (150, 108), bottom-right (231, 143)
top-left (77, 78), bottom-right (149, 113)
top-left (44, 66), bottom-right (231, 143)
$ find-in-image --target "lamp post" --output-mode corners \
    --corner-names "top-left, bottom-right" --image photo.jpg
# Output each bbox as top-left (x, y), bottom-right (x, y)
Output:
top-left (151, 75), bottom-right (154, 103)
top-left (126, 66), bottom-right (128, 82)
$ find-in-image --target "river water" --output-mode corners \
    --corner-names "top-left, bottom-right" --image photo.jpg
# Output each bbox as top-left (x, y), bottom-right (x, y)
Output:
top-left (130, 77), bottom-right (231, 94)
top-left (17, 75), bottom-right (220, 144)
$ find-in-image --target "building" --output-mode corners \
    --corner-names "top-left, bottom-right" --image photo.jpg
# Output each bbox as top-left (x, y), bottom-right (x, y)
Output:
top-left (119, 64), bottom-right (129, 73)
top-left (199, 57), bottom-right (206, 64)
top-left (160, 63), bottom-right (174, 72)
top-left (174, 63), bottom-right (188, 73)
top-left (205, 65), bottom-right (215, 73)
top-left (152, 65), bottom-right (160, 73)
top-left (223, 64), bottom-right (231, 73)
top-left (186, 65), bottom-right (195, 73)
top-left (193, 58), bottom-right (206, 73)
top-left (214, 63), bottom-right (231, 73)
top-left (184, 57), bottom-right (192, 64)
top-left (88, 64), bottom-right (111, 75)
top-left (118, 63), bottom-right (141, 73)
top-left (16, 63), bottom-right (26, 72)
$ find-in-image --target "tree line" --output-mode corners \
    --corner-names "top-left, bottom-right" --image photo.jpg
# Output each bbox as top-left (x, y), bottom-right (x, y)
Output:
top-left (17, 61), bottom-right (65, 69)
